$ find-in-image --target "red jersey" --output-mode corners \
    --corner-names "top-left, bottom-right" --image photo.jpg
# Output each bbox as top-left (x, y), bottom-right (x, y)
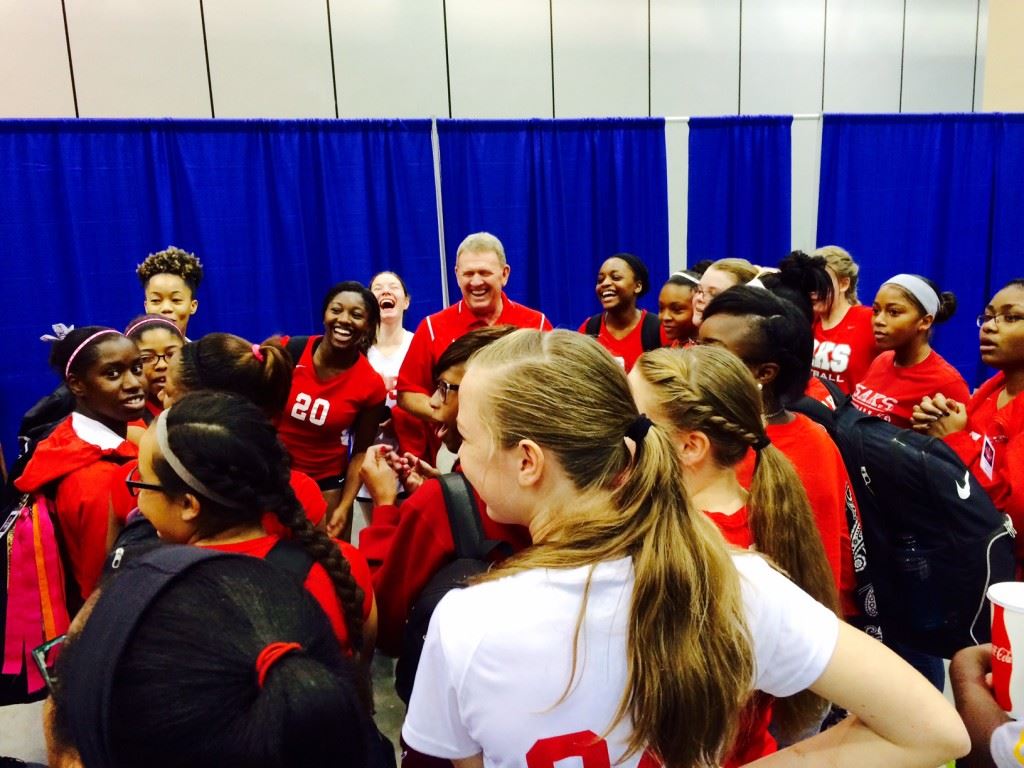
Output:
top-left (202, 534), bottom-right (373, 655)
top-left (944, 373), bottom-right (1024, 561)
top-left (276, 336), bottom-right (386, 480)
top-left (853, 349), bottom-right (970, 429)
top-left (16, 416), bottom-right (139, 601)
top-left (700, 506), bottom-right (775, 767)
top-left (812, 305), bottom-right (877, 394)
top-left (737, 414), bottom-right (858, 618)
top-left (358, 471), bottom-right (532, 656)
top-left (576, 310), bottom-right (656, 371)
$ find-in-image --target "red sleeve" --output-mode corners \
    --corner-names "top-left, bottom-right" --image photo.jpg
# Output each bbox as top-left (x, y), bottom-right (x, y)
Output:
top-left (396, 319), bottom-right (436, 397)
top-left (577, 318), bottom-right (588, 333)
top-left (540, 314), bottom-right (553, 331)
top-left (337, 540), bottom-right (374, 619)
top-left (357, 503), bottom-right (402, 568)
top-left (365, 479), bottom-right (455, 656)
top-left (55, 462), bottom-right (135, 600)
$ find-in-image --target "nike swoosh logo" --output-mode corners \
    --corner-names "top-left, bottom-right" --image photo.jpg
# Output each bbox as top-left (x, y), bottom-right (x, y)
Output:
top-left (956, 470), bottom-right (970, 500)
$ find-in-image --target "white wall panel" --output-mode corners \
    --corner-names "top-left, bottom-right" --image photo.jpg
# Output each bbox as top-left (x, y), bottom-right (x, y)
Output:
top-left (902, 0), bottom-right (978, 112)
top-left (445, 0), bottom-right (551, 118)
top-left (651, 0), bottom-right (739, 117)
top-left (823, 0), bottom-right (903, 113)
top-left (330, 0), bottom-right (448, 118)
top-left (552, 0), bottom-right (648, 117)
top-left (203, 0), bottom-right (335, 118)
top-left (665, 120), bottom-right (688, 269)
top-left (740, 0), bottom-right (825, 115)
top-left (974, 0), bottom-right (988, 110)
top-left (791, 117), bottom-right (822, 253)
top-left (0, 0), bottom-right (75, 117)
top-left (65, 0), bottom-right (210, 117)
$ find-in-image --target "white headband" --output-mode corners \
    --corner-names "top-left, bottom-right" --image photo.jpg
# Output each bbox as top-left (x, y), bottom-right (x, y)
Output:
top-left (884, 274), bottom-right (940, 317)
top-left (671, 271), bottom-right (700, 286)
top-left (155, 410), bottom-right (246, 510)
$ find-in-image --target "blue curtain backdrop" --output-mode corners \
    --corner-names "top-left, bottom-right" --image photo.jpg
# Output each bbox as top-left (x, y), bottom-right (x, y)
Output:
top-left (0, 119), bottom-right (440, 461)
top-left (437, 118), bottom-right (670, 330)
top-left (816, 114), bottom-right (1017, 386)
top-left (687, 115), bottom-right (793, 266)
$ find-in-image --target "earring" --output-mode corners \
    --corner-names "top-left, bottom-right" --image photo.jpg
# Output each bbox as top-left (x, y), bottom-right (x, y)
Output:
top-left (757, 382), bottom-right (763, 390)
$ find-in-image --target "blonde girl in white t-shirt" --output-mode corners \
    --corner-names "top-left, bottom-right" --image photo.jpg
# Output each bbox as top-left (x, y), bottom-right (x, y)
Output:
top-left (404, 329), bottom-right (968, 768)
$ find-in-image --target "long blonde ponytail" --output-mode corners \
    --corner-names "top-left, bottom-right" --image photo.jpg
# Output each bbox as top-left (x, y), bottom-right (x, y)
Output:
top-left (469, 330), bottom-right (754, 767)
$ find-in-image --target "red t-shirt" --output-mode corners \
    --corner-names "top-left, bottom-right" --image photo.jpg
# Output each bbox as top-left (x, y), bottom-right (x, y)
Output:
top-left (945, 373), bottom-right (1024, 562)
top-left (261, 469), bottom-right (329, 536)
top-left (700, 506), bottom-right (775, 766)
top-left (852, 349), bottom-right (970, 429)
top-left (805, 376), bottom-right (837, 410)
top-left (704, 506), bottom-right (754, 549)
top-left (737, 414), bottom-right (858, 618)
top-left (202, 534), bottom-right (373, 655)
top-left (276, 336), bottom-right (386, 480)
top-left (812, 305), bottom-right (877, 395)
top-left (576, 310), bottom-right (654, 371)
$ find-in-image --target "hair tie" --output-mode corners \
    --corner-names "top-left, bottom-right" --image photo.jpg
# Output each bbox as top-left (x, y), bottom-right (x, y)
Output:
top-left (753, 434), bottom-right (771, 451)
top-left (64, 329), bottom-right (121, 379)
top-left (251, 344), bottom-right (265, 363)
top-left (40, 322), bottom-right (74, 342)
top-left (626, 414), bottom-right (653, 443)
top-left (256, 642), bottom-right (302, 688)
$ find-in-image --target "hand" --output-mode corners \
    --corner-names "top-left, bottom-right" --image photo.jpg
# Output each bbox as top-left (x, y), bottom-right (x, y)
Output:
top-left (326, 504), bottom-right (349, 539)
top-left (359, 445), bottom-right (399, 506)
top-left (913, 393), bottom-right (967, 437)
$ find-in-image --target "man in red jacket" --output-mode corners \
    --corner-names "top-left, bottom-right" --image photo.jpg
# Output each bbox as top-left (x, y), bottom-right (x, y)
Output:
top-left (359, 325), bottom-right (532, 655)
top-left (396, 232), bottom-right (551, 460)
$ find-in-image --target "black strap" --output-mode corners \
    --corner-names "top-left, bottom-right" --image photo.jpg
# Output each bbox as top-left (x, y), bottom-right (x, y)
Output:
top-left (265, 539), bottom-right (315, 582)
top-left (284, 335), bottom-right (310, 364)
top-left (583, 314), bottom-right (601, 337)
top-left (639, 311), bottom-right (662, 351)
top-left (438, 473), bottom-right (511, 562)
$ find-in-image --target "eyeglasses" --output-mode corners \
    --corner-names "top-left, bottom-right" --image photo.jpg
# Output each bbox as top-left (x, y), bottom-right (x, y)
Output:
top-left (139, 348), bottom-right (179, 366)
top-left (695, 285), bottom-right (719, 299)
top-left (32, 634), bottom-right (66, 692)
top-left (976, 313), bottom-right (1024, 328)
top-left (125, 465), bottom-right (164, 497)
top-left (434, 379), bottom-right (460, 403)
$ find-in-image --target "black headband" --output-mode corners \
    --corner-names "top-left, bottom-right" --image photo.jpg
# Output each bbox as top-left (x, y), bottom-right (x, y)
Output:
top-left (63, 546), bottom-right (236, 768)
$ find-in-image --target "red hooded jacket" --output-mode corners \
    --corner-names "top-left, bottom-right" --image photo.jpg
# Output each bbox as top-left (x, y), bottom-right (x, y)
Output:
top-left (15, 416), bottom-right (138, 601)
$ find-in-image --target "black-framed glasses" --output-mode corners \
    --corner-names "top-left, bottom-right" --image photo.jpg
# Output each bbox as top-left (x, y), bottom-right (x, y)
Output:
top-left (977, 313), bottom-right (1024, 328)
top-left (125, 465), bottom-right (164, 497)
top-left (32, 634), bottom-right (66, 692)
top-left (434, 379), bottom-right (460, 403)
top-left (139, 348), bottom-right (180, 366)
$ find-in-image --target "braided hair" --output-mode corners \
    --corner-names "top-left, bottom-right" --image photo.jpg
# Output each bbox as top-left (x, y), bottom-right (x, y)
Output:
top-left (634, 344), bottom-right (839, 739)
top-left (151, 391), bottom-right (366, 656)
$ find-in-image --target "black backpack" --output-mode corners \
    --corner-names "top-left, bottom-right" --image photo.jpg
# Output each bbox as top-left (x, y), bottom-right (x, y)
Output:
top-left (583, 312), bottom-right (662, 351)
top-left (394, 473), bottom-right (511, 705)
top-left (791, 380), bottom-right (1016, 658)
top-left (3, 386), bottom-right (74, 505)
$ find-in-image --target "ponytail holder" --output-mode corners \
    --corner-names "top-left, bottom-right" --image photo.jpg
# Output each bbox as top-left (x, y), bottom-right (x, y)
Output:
top-left (251, 344), bottom-right (265, 363)
top-left (752, 434), bottom-right (771, 451)
top-left (255, 642), bottom-right (302, 688)
top-left (626, 414), bottom-right (653, 443)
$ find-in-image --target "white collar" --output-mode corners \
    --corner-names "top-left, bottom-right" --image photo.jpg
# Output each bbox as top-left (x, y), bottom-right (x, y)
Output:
top-left (71, 411), bottom-right (126, 451)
